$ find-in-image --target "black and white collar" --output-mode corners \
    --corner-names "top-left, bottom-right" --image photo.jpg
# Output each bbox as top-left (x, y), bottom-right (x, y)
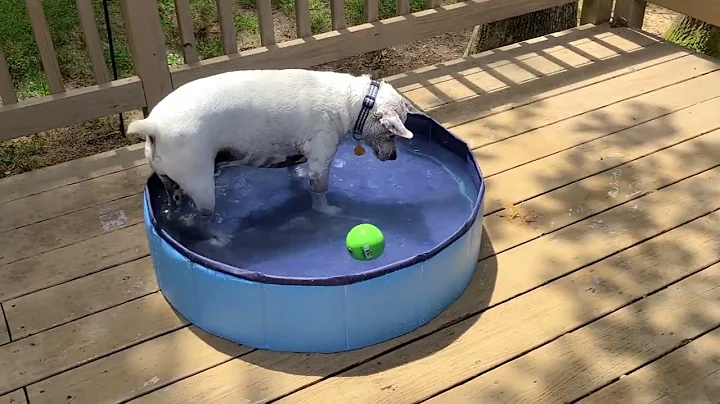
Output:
top-left (351, 79), bottom-right (381, 141)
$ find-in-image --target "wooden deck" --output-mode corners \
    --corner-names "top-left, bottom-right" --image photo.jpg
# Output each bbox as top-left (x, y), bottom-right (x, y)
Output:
top-left (2, 23), bottom-right (720, 403)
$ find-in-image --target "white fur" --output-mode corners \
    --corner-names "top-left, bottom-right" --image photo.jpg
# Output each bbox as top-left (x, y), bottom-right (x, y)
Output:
top-left (127, 68), bottom-right (414, 215)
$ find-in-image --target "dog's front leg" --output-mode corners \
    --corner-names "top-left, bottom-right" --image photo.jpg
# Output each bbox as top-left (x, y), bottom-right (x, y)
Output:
top-left (305, 134), bottom-right (341, 216)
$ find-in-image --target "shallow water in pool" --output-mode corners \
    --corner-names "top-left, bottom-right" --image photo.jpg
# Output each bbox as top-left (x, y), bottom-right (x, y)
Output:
top-left (156, 135), bottom-right (480, 279)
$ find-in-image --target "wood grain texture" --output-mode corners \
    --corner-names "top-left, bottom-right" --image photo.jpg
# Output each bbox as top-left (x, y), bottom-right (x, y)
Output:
top-left (0, 76), bottom-right (145, 142)
top-left (649, 0), bottom-right (720, 27)
top-left (279, 202), bottom-right (720, 402)
top-left (447, 52), bottom-right (719, 145)
top-left (330, 0), bottom-right (346, 30)
top-left (425, 46), bottom-right (694, 127)
top-left (256, 0), bottom-right (276, 45)
top-left (475, 69), bottom-right (720, 178)
top-left (0, 311), bottom-right (8, 345)
top-left (5, 257), bottom-right (157, 339)
top-left (0, 390), bottom-right (25, 404)
top-left (427, 263), bottom-right (720, 403)
top-left (0, 164), bottom-right (150, 232)
top-left (0, 44), bottom-right (17, 105)
top-left (28, 327), bottom-right (252, 404)
top-left (482, 95), bottom-right (720, 215)
top-left (579, 327), bottom-right (720, 403)
top-left (0, 194), bottom-right (143, 265)
top-left (173, 0), bottom-right (199, 63)
top-left (579, 0), bottom-right (612, 24)
top-left (142, 190), bottom-right (720, 404)
top-left (25, 0), bottom-right (64, 93)
top-left (480, 128), bottom-right (720, 259)
top-left (170, 0), bottom-right (580, 86)
top-left (215, 0), bottom-right (238, 54)
top-left (75, 0), bottom-right (111, 84)
top-left (396, 0), bottom-right (410, 15)
top-left (295, 0), bottom-right (311, 38)
top-left (614, 0), bottom-right (647, 28)
top-left (365, 0), bottom-right (378, 22)
top-left (396, 27), bottom-right (642, 108)
top-left (0, 223), bottom-right (148, 303)
top-left (384, 24), bottom-right (613, 91)
top-left (0, 143), bottom-right (144, 205)
top-left (0, 293), bottom-right (186, 395)
top-left (120, 0), bottom-right (173, 110)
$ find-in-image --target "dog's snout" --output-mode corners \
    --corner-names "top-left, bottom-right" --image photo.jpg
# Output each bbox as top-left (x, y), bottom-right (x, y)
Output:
top-left (389, 150), bottom-right (397, 160)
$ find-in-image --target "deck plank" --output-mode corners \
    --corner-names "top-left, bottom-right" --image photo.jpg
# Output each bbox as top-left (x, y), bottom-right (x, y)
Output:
top-left (0, 390), bottom-right (25, 404)
top-left (277, 205), bottom-right (720, 403)
top-left (0, 223), bottom-right (148, 302)
top-left (0, 293), bottom-right (186, 396)
top-left (0, 309), bottom-right (8, 345)
top-left (2, 24), bottom-right (720, 402)
top-left (426, 264), bottom-right (720, 403)
top-left (4, 257), bottom-right (157, 339)
top-left (400, 26), bottom-right (662, 111)
top-left (0, 195), bottom-right (143, 265)
top-left (428, 42), bottom-right (691, 128)
top-left (15, 129), bottom-right (720, 402)
top-left (479, 128), bottom-right (720, 259)
top-left (127, 163), bottom-right (720, 402)
top-left (579, 327), bottom-right (720, 403)
top-left (386, 24), bottom-right (615, 92)
top-left (475, 69), bottom-right (720, 177)
top-left (0, 143), bottom-right (144, 205)
top-left (134, 199), bottom-right (720, 403)
top-left (0, 165), bottom-right (150, 233)
top-left (27, 327), bottom-right (252, 404)
top-left (483, 95), bottom-right (720, 215)
top-left (451, 52), bottom-right (720, 149)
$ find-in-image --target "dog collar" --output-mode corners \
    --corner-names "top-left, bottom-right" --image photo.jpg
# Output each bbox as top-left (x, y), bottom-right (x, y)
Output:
top-left (351, 80), bottom-right (381, 141)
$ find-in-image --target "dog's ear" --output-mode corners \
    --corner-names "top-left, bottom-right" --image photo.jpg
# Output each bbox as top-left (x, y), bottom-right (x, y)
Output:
top-left (378, 107), bottom-right (414, 139)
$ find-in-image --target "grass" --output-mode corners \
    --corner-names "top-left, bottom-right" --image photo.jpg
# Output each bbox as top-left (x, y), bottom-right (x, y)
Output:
top-left (0, 0), bottom-right (440, 177)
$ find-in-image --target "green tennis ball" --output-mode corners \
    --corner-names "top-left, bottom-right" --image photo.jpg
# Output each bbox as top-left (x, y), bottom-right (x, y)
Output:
top-left (346, 223), bottom-right (385, 261)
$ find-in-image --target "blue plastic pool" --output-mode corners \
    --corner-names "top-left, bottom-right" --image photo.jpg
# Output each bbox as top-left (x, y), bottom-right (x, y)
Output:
top-left (144, 112), bottom-right (485, 352)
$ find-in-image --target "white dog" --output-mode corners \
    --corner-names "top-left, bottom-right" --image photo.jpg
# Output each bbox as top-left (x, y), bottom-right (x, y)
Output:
top-left (127, 68), bottom-right (414, 218)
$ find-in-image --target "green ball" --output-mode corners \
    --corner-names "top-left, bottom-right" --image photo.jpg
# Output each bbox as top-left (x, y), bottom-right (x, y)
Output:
top-left (346, 223), bottom-right (385, 261)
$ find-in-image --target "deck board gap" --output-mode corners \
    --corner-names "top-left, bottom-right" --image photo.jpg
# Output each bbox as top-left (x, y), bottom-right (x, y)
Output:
top-left (423, 258), bottom-right (720, 403)
top-left (569, 323), bottom-right (720, 403)
top-left (484, 126), bottom-right (720, 217)
top-left (473, 71), bottom-right (720, 154)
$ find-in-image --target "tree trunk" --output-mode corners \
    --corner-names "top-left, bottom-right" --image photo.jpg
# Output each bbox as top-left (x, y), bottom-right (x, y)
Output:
top-left (468, 4), bottom-right (578, 54)
top-left (664, 15), bottom-right (720, 59)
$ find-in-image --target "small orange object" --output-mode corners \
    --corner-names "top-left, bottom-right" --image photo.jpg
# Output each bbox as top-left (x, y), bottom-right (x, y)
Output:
top-left (353, 144), bottom-right (366, 156)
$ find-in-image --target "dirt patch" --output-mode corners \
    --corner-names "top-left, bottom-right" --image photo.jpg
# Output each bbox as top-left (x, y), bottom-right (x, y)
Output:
top-left (0, 7), bottom-right (677, 179)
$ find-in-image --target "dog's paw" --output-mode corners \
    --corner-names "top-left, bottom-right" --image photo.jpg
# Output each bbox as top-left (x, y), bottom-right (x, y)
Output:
top-left (314, 204), bottom-right (342, 216)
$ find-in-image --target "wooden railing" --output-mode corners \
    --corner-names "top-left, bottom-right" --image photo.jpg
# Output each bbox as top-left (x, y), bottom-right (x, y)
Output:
top-left (0, 0), bottom-right (718, 145)
top-left (613, 0), bottom-right (720, 29)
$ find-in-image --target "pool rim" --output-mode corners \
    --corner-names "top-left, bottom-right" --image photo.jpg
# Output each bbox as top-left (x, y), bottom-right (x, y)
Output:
top-left (144, 112), bottom-right (485, 287)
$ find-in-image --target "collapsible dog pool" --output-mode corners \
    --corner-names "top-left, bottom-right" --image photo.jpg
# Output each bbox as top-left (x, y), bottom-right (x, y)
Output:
top-left (143, 112), bottom-right (485, 353)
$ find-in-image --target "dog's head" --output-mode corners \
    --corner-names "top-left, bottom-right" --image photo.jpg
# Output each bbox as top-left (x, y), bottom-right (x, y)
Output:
top-left (360, 83), bottom-right (415, 161)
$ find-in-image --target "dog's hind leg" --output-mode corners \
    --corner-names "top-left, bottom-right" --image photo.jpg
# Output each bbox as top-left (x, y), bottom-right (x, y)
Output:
top-left (304, 133), bottom-right (341, 215)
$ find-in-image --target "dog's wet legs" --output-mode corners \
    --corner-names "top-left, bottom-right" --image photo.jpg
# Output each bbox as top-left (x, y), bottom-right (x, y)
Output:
top-left (159, 174), bottom-right (183, 219)
top-left (306, 135), bottom-right (341, 215)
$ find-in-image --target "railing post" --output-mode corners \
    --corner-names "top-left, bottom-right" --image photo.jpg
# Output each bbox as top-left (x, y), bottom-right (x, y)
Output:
top-left (614, 0), bottom-right (647, 28)
top-left (579, 0), bottom-right (613, 25)
top-left (120, 0), bottom-right (173, 113)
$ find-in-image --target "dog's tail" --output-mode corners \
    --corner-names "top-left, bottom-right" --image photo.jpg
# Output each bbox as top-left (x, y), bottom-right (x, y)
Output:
top-left (127, 118), bottom-right (160, 161)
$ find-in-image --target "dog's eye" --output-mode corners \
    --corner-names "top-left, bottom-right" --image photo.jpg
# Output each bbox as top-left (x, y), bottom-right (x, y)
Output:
top-left (389, 135), bottom-right (396, 139)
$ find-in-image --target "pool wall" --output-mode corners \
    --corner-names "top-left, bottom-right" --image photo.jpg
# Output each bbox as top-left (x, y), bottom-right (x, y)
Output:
top-left (144, 112), bottom-right (485, 353)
